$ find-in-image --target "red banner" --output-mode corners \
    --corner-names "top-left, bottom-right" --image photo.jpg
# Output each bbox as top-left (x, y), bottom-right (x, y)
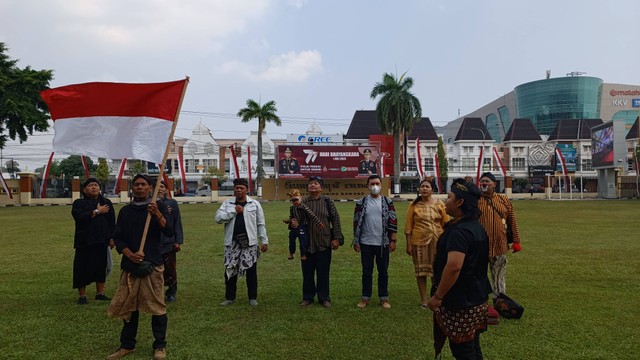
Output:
top-left (277, 145), bottom-right (379, 178)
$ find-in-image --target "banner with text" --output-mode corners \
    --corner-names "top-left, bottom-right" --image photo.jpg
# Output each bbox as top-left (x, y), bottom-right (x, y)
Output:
top-left (277, 145), bottom-right (379, 178)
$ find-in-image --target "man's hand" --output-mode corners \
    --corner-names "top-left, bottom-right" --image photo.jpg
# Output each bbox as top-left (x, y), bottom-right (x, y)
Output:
top-left (235, 204), bottom-right (244, 214)
top-left (354, 243), bottom-right (360, 253)
top-left (96, 203), bottom-right (110, 215)
top-left (389, 241), bottom-right (397, 253)
top-left (173, 243), bottom-right (181, 252)
top-left (290, 218), bottom-right (299, 229)
top-left (331, 239), bottom-right (340, 250)
top-left (260, 244), bottom-right (268, 252)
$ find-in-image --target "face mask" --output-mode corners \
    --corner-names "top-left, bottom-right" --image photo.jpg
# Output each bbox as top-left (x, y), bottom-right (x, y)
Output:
top-left (370, 185), bottom-right (381, 195)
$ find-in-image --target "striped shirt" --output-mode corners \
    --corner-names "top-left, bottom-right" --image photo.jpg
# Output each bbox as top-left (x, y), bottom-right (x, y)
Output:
top-left (478, 193), bottom-right (521, 257)
top-left (301, 195), bottom-right (342, 253)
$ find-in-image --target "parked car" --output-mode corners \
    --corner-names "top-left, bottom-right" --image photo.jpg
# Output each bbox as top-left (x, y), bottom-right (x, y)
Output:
top-left (184, 190), bottom-right (196, 197)
top-left (196, 185), bottom-right (211, 197)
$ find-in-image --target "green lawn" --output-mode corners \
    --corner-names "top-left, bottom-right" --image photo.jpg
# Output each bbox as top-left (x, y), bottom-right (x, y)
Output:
top-left (1, 200), bottom-right (639, 359)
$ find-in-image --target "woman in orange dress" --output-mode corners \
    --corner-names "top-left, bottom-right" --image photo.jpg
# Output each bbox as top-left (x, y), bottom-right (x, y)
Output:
top-left (405, 178), bottom-right (449, 308)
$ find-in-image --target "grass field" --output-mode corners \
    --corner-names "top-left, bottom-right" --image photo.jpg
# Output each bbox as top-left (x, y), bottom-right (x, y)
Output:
top-left (1, 199), bottom-right (639, 360)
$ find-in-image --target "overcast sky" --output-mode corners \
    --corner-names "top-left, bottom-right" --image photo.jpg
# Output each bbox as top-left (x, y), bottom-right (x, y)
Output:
top-left (2, 0), bottom-right (640, 170)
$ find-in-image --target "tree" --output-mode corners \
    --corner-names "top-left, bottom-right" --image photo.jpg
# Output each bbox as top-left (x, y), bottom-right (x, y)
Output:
top-left (0, 43), bottom-right (54, 149)
top-left (96, 158), bottom-right (110, 185)
top-left (3, 159), bottom-right (20, 173)
top-left (370, 72), bottom-right (422, 193)
top-left (437, 136), bottom-right (448, 193)
top-left (129, 160), bottom-right (146, 176)
top-left (201, 166), bottom-right (228, 184)
top-left (237, 99), bottom-right (281, 188)
top-left (35, 160), bottom-right (60, 177)
top-left (58, 155), bottom-right (94, 179)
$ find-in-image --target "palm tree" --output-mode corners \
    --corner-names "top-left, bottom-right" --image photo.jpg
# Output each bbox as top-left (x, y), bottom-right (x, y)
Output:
top-left (237, 99), bottom-right (282, 189)
top-left (370, 72), bottom-right (422, 193)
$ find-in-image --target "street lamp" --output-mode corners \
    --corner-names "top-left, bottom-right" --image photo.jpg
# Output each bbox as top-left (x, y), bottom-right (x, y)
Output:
top-left (471, 127), bottom-right (487, 171)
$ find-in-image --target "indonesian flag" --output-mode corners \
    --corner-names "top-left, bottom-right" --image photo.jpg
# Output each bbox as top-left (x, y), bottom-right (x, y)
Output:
top-left (81, 155), bottom-right (90, 179)
top-left (416, 138), bottom-right (424, 179)
top-left (476, 145), bottom-right (484, 186)
top-left (0, 171), bottom-right (13, 199)
top-left (247, 145), bottom-right (252, 194)
top-left (41, 79), bottom-right (188, 164)
top-left (434, 154), bottom-right (442, 194)
top-left (114, 158), bottom-right (127, 194)
top-left (177, 151), bottom-right (187, 193)
top-left (555, 147), bottom-right (570, 188)
top-left (229, 143), bottom-right (240, 180)
top-left (492, 148), bottom-right (507, 177)
top-left (40, 152), bottom-right (55, 198)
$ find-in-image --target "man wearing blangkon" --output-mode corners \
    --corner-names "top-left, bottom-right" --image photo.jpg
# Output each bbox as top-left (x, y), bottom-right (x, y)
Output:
top-left (215, 178), bottom-right (268, 307)
top-left (300, 176), bottom-right (343, 308)
top-left (477, 172), bottom-right (522, 299)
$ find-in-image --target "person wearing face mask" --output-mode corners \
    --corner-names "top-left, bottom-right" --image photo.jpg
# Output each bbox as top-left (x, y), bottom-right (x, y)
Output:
top-left (405, 178), bottom-right (449, 308)
top-left (352, 175), bottom-right (397, 308)
top-left (477, 172), bottom-right (521, 300)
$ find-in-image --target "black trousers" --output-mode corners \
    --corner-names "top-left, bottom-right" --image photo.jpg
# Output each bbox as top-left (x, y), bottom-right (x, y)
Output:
top-left (301, 248), bottom-right (332, 302)
top-left (120, 310), bottom-right (167, 350)
top-left (449, 332), bottom-right (483, 360)
top-left (360, 244), bottom-right (389, 299)
top-left (224, 263), bottom-right (258, 301)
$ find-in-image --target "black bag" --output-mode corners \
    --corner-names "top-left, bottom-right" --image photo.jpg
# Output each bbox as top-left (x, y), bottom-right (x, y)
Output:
top-left (235, 233), bottom-right (250, 248)
top-left (493, 293), bottom-right (524, 319)
top-left (122, 260), bottom-right (155, 278)
top-left (506, 225), bottom-right (514, 244)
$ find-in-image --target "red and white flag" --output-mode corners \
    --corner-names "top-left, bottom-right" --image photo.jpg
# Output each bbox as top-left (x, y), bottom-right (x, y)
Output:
top-left (177, 151), bottom-right (187, 194)
top-left (555, 147), bottom-right (570, 188)
top-left (492, 148), bottom-right (507, 177)
top-left (434, 154), bottom-right (442, 193)
top-left (229, 144), bottom-right (240, 180)
top-left (416, 138), bottom-right (424, 179)
top-left (476, 146), bottom-right (484, 186)
top-left (41, 79), bottom-right (188, 164)
top-left (81, 155), bottom-right (90, 179)
top-left (247, 145), bottom-right (252, 194)
top-left (40, 151), bottom-right (55, 198)
top-left (114, 158), bottom-right (127, 194)
top-left (0, 171), bottom-right (13, 199)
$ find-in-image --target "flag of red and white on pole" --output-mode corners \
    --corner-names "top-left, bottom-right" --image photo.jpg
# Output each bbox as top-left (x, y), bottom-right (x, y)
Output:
top-left (434, 154), bottom-right (442, 193)
top-left (247, 145), bottom-right (252, 194)
top-left (380, 152), bottom-right (385, 177)
top-left (492, 148), bottom-right (507, 177)
top-left (476, 146), bottom-right (484, 186)
top-left (0, 171), bottom-right (13, 199)
top-left (416, 138), bottom-right (424, 179)
top-left (229, 144), bottom-right (240, 180)
top-left (40, 151), bottom-right (55, 198)
top-left (81, 155), bottom-right (90, 179)
top-left (114, 158), bottom-right (127, 194)
top-left (555, 147), bottom-right (570, 188)
top-left (177, 151), bottom-right (187, 193)
top-left (40, 80), bottom-right (188, 164)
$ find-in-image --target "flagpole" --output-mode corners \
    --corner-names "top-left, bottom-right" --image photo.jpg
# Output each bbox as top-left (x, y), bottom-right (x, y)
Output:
top-left (137, 77), bottom-right (190, 254)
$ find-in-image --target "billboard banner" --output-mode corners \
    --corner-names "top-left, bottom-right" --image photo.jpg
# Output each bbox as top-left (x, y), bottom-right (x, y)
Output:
top-left (277, 145), bottom-right (379, 178)
top-left (555, 144), bottom-right (576, 172)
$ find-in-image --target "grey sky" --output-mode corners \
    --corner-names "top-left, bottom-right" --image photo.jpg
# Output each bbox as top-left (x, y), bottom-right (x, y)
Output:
top-left (2, 0), bottom-right (639, 170)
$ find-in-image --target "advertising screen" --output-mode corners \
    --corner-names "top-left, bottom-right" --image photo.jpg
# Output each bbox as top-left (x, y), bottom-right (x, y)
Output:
top-left (591, 122), bottom-right (614, 168)
top-left (277, 145), bottom-right (379, 178)
top-left (555, 144), bottom-right (576, 172)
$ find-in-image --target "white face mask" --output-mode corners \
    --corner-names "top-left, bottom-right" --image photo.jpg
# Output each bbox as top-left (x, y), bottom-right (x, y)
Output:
top-left (370, 185), bottom-right (381, 195)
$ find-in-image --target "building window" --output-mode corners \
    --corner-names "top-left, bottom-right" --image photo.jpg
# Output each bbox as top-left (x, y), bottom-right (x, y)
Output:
top-left (202, 158), bottom-right (218, 171)
top-left (512, 158), bottom-right (526, 171)
top-left (463, 146), bottom-right (474, 154)
top-left (513, 147), bottom-right (525, 155)
top-left (581, 159), bottom-right (592, 171)
top-left (407, 158), bottom-right (417, 171)
top-left (424, 158), bottom-right (435, 172)
top-left (461, 158), bottom-right (475, 171)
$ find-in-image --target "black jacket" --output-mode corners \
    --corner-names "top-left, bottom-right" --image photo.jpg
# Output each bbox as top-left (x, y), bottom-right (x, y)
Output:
top-left (71, 196), bottom-right (115, 249)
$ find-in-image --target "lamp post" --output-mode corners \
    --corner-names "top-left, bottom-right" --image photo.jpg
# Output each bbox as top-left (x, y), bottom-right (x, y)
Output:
top-left (471, 127), bottom-right (487, 170)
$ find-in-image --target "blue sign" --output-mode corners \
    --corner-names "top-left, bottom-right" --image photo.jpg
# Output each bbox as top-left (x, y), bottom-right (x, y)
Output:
top-left (632, 98), bottom-right (640, 108)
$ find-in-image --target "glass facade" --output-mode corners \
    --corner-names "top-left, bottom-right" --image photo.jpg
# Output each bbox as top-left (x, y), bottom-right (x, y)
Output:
top-left (611, 110), bottom-right (639, 130)
top-left (485, 113), bottom-right (501, 142)
top-left (515, 76), bottom-right (602, 135)
top-left (498, 106), bottom-right (511, 138)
